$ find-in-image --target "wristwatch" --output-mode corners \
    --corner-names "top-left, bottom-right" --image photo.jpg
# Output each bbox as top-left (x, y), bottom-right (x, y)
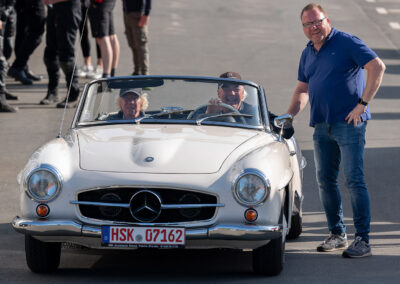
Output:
top-left (358, 98), bottom-right (368, 106)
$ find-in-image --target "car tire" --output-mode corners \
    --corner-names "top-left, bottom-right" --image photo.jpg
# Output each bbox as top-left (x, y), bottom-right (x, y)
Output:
top-left (287, 212), bottom-right (302, 240)
top-left (25, 235), bottom-right (61, 273)
top-left (252, 235), bottom-right (285, 276)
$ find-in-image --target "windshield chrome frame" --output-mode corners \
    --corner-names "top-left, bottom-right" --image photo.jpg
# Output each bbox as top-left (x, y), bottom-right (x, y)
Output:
top-left (71, 75), bottom-right (269, 131)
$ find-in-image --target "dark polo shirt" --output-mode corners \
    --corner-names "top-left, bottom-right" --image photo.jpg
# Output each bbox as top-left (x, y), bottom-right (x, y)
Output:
top-left (298, 28), bottom-right (377, 126)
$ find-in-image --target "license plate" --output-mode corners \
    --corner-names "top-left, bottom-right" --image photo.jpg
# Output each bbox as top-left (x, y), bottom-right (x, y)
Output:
top-left (101, 226), bottom-right (186, 248)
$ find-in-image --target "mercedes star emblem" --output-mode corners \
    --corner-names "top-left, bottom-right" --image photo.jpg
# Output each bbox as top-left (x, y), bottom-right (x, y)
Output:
top-left (129, 190), bottom-right (162, 222)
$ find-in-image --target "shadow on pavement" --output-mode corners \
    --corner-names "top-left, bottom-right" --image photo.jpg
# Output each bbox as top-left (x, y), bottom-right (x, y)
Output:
top-left (1, 148), bottom-right (399, 283)
top-left (5, 83), bottom-right (49, 90)
top-left (375, 86), bottom-right (400, 100)
top-left (301, 147), bottom-right (400, 224)
top-left (373, 48), bottom-right (400, 59)
top-left (384, 64), bottom-right (400, 75)
top-left (371, 112), bottom-right (400, 120)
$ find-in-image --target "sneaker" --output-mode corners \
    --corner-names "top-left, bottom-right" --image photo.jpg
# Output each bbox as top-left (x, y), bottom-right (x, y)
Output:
top-left (317, 233), bottom-right (348, 252)
top-left (342, 236), bottom-right (372, 258)
top-left (4, 89), bottom-right (18, 100)
top-left (92, 66), bottom-right (103, 79)
top-left (25, 68), bottom-right (43, 81)
top-left (56, 96), bottom-right (79, 108)
top-left (76, 65), bottom-right (94, 78)
top-left (40, 90), bottom-right (59, 105)
top-left (7, 66), bottom-right (33, 85)
top-left (0, 101), bottom-right (17, 112)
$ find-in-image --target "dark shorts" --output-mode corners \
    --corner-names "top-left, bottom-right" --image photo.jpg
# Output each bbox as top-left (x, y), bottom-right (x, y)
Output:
top-left (88, 0), bottom-right (116, 38)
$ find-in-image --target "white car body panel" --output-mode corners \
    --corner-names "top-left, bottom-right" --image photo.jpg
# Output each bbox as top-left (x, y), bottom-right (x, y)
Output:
top-left (78, 125), bottom-right (259, 173)
top-left (13, 76), bottom-right (305, 275)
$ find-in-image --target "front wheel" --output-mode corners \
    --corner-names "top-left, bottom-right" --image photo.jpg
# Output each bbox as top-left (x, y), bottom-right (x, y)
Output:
top-left (287, 213), bottom-right (302, 240)
top-left (252, 235), bottom-right (285, 276)
top-left (25, 235), bottom-right (61, 273)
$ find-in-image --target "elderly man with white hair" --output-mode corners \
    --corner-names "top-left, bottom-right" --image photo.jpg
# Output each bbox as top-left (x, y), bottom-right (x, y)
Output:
top-left (105, 89), bottom-right (148, 120)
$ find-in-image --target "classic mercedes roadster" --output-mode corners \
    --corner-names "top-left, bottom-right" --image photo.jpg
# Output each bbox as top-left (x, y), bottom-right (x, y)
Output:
top-left (12, 75), bottom-right (305, 276)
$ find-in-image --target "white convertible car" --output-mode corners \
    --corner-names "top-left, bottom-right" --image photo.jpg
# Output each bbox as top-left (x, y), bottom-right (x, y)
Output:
top-left (12, 76), bottom-right (305, 276)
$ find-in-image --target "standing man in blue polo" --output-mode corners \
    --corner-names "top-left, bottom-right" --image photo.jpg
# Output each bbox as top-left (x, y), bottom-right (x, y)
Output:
top-left (287, 3), bottom-right (385, 258)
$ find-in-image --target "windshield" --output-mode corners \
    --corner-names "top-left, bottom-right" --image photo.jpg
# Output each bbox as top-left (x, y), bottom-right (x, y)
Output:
top-left (77, 77), bottom-right (263, 128)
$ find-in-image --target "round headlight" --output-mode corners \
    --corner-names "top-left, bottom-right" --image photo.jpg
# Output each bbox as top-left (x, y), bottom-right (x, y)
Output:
top-left (27, 167), bottom-right (61, 202)
top-left (234, 171), bottom-right (270, 206)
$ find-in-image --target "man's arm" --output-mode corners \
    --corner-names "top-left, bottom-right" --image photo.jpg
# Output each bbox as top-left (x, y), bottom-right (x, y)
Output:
top-left (345, 57), bottom-right (386, 126)
top-left (138, 15), bottom-right (149, 27)
top-left (286, 81), bottom-right (309, 117)
top-left (138, 0), bottom-right (151, 27)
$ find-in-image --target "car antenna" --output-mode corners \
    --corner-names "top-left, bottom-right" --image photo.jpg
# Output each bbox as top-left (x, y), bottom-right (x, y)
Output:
top-left (57, 6), bottom-right (90, 138)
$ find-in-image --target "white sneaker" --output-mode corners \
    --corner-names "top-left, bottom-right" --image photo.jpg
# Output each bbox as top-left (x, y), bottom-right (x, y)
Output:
top-left (91, 66), bottom-right (103, 79)
top-left (77, 65), bottom-right (94, 78)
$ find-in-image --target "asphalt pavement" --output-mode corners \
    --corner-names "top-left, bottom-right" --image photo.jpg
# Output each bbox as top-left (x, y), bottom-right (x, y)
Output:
top-left (0, 0), bottom-right (399, 283)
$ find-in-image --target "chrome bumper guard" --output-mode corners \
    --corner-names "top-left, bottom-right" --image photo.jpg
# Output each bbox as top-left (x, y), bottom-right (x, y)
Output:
top-left (12, 216), bottom-right (282, 241)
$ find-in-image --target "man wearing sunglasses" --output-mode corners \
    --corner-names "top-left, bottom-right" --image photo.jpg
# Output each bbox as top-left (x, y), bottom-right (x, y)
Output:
top-left (287, 3), bottom-right (385, 258)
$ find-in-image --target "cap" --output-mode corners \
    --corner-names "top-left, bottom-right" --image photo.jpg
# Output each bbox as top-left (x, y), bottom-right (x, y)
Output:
top-left (119, 89), bottom-right (141, 97)
top-left (219, 72), bottom-right (241, 80)
top-left (218, 72), bottom-right (242, 88)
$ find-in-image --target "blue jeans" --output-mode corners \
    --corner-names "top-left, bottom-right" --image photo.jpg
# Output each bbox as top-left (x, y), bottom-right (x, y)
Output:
top-left (313, 122), bottom-right (370, 242)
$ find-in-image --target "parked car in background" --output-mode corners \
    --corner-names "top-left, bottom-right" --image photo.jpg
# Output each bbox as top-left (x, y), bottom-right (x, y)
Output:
top-left (12, 76), bottom-right (305, 276)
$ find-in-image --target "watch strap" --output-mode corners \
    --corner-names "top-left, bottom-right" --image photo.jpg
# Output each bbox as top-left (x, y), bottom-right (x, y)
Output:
top-left (358, 98), bottom-right (368, 106)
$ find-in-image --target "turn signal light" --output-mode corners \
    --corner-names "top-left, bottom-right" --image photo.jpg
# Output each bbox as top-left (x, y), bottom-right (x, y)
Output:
top-left (36, 204), bottom-right (50, 217)
top-left (244, 208), bottom-right (258, 222)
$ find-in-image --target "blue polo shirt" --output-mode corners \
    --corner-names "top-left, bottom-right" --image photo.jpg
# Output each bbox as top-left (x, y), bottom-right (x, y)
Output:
top-left (298, 28), bottom-right (377, 127)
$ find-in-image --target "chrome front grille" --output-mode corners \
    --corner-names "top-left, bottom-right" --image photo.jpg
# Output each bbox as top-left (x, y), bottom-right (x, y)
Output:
top-left (73, 187), bottom-right (223, 223)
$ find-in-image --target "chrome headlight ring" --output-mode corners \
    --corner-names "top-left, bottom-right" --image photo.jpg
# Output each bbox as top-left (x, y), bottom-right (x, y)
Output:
top-left (25, 164), bottom-right (63, 202)
top-left (232, 169), bottom-right (271, 207)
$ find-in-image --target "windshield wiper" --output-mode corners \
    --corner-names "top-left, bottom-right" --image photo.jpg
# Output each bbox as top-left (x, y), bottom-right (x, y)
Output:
top-left (196, 112), bottom-right (253, 126)
top-left (134, 109), bottom-right (193, 124)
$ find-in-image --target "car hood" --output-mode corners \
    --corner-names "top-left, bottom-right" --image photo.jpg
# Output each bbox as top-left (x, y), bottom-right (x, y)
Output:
top-left (77, 124), bottom-right (260, 174)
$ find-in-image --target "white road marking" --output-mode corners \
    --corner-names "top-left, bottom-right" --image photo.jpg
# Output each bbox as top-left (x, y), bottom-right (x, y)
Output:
top-left (376, 7), bottom-right (388, 14)
top-left (366, 0), bottom-right (376, 3)
top-left (389, 22), bottom-right (400, 30)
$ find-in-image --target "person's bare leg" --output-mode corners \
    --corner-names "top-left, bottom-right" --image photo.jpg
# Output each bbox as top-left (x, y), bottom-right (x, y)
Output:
top-left (110, 34), bottom-right (120, 71)
top-left (83, 56), bottom-right (92, 67)
top-left (96, 36), bottom-right (112, 76)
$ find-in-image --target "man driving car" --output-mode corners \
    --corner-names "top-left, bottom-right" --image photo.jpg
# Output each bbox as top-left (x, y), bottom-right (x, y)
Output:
top-left (192, 71), bottom-right (294, 139)
top-left (205, 72), bottom-right (255, 115)
top-left (190, 72), bottom-right (258, 124)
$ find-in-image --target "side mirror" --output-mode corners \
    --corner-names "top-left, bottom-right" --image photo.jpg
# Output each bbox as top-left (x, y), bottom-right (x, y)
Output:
top-left (274, 114), bottom-right (293, 141)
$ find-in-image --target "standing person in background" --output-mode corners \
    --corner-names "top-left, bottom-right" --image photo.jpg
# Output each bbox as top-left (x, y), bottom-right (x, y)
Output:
top-left (7, 0), bottom-right (45, 85)
top-left (76, 0), bottom-right (95, 78)
top-left (40, 0), bottom-right (81, 108)
top-left (2, 1), bottom-right (14, 63)
top-left (89, 0), bottom-right (119, 78)
top-left (287, 3), bottom-right (385, 258)
top-left (0, 0), bottom-right (17, 112)
top-left (2, 0), bottom-right (18, 101)
top-left (76, 0), bottom-right (102, 79)
top-left (122, 0), bottom-right (151, 75)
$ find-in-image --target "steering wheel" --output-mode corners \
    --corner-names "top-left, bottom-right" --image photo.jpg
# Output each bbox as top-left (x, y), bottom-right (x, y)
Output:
top-left (188, 102), bottom-right (246, 124)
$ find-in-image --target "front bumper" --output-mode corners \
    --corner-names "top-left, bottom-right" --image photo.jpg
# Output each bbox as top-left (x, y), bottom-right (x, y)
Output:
top-left (12, 216), bottom-right (282, 249)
